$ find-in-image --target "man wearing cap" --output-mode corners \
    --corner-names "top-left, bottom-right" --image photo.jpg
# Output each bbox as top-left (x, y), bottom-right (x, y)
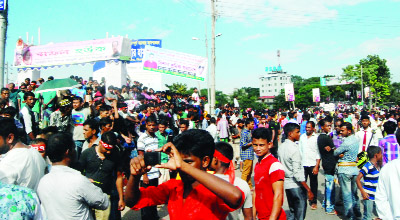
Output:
top-left (78, 131), bottom-right (125, 220)
top-left (49, 99), bottom-right (73, 133)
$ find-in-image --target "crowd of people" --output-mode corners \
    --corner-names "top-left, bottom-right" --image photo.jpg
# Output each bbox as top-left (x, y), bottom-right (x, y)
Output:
top-left (0, 75), bottom-right (400, 220)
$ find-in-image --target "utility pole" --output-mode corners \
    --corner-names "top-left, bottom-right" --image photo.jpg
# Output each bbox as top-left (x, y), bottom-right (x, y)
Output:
top-left (0, 1), bottom-right (8, 88)
top-left (210, 0), bottom-right (216, 115)
top-left (361, 65), bottom-right (364, 107)
top-left (205, 22), bottom-right (211, 113)
top-left (4, 61), bottom-right (7, 84)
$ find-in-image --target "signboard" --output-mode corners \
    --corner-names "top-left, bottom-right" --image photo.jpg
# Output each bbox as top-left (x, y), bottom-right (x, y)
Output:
top-left (364, 87), bottom-right (370, 98)
top-left (131, 39), bottom-right (162, 63)
top-left (357, 91), bottom-right (362, 99)
top-left (284, 83), bottom-right (295, 101)
top-left (312, 88), bottom-right (320, 102)
top-left (345, 91), bottom-right (350, 99)
top-left (142, 45), bottom-right (208, 81)
top-left (320, 103), bottom-right (335, 111)
top-left (265, 66), bottom-right (282, 72)
top-left (320, 77), bottom-right (327, 86)
top-left (14, 37), bottom-right (131, 68)
top-left (0, 0), bottom-right (6, 11)
top-left (320, 76), bottom-right (352, 86)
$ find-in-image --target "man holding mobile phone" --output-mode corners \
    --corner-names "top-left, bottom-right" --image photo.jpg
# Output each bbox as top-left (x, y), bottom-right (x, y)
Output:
top-left (137, 116), bottom-right (160, 220)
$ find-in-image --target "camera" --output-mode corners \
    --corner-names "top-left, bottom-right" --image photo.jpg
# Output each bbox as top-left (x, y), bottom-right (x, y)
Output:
top-left (144, 152), bottom-right (161, 166)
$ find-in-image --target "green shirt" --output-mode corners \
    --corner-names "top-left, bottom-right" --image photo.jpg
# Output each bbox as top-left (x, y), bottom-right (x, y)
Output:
top-left (42, 91), bottom-right (57, 108)
top-left (155, 131), bottom-right (169, 163)
top-left (18, 92), bottom-right (25, 109)
top-left (32, 92), bottom-right (41, 113)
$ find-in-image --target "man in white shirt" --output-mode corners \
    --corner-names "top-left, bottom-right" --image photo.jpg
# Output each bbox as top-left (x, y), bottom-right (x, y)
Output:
top-left (191, 88), bottom-right (200, 106)
top-left (0, 118), bottom-right (45, 191)
top-left (137, 116), bottom-right (160, 220)
top-left (375, 159), bottom-right (400, 220)
top-left (355, 115), bottom-right (378, 153)
top-left (210, 142), bottom-right (252, 220)
top-left (206, 117), bottom-right (219, 143)
top-left (299, 121), bottom-right (320, 210)
top-left (37, 132), bottom-right (109, 220)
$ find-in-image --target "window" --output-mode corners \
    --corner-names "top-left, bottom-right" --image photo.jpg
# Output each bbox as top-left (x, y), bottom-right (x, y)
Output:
top-left (262, 85), bottom-right (264, 87)
top-left (275, 83), bottom-right (277, 86)
top-left (261, 78), bottom-right (264, 81)
top-left (262, 90), bottom-right (264, 93)
top-left (275, 89), bottom-right (277, 92)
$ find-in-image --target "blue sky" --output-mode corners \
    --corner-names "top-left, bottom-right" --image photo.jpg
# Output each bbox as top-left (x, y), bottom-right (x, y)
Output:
top-left (5, 0), bottom-right (400, 93)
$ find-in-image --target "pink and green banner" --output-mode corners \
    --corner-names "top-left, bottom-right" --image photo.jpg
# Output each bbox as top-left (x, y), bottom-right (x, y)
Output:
top-left (142, 45), bottom-right (208, 81)
top-left (14, 37), bottom-right (131, 68)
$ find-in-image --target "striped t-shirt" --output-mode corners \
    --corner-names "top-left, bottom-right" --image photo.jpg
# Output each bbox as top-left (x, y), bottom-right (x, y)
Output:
top-left (359, 161), bottom-right (380, 200)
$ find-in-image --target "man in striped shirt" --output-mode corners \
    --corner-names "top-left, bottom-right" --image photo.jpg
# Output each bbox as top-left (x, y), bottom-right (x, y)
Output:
top-left (240, 118), bottom-right (255, 189)
top-left (379, 121), bottom-right (399, 166)
top-left (356, 146), bottom-right (382, 220)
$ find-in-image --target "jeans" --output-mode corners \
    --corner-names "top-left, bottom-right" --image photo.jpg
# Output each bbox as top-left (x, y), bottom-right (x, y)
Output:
top-left (362, 199), bottom-right (376, 220)
top-left (338, 173), bottom-right (361, 219)
top-left (304, 166), bottom-right (318, 205)
top-left (241, 159), bottom-right (253, 189)
top-left (140, 178), bottom-right (159, 220)
top-left (323, 173), bottom-right (335, 212)
top-left (286, 187), bottom-right (307, 220)
top-left (74, 140), bottom-right (84, 160)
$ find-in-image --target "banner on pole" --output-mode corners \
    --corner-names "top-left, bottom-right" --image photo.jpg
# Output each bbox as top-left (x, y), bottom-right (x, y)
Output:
top-left (284, 83), bottom-right (295, 101)
top-left (14, 37), bottom-right (131, 68)
top-left (142, 46), bottom-right (208, 81)
top-left (312, 88), bottom-right (320, 102)
top-left (130, 39), bottom-right (162, 63)
top-left (364, 87), bottom-right (370, 98)
top-left (357, 91), bottom-right (362, 99)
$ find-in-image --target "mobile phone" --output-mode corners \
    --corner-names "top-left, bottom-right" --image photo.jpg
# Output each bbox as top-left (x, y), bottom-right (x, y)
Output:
top-left (144, 151), bottom-right (161, 166)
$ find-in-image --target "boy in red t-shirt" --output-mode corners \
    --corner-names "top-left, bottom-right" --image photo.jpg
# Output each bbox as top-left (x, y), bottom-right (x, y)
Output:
top-left (253, 128), bottom-right (287, 220)
top-left (125, 129), bottom-right (244, 220)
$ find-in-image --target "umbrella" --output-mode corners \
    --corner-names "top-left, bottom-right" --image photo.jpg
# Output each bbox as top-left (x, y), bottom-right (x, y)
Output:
top-left (35, 78), bottom-right (81, 93)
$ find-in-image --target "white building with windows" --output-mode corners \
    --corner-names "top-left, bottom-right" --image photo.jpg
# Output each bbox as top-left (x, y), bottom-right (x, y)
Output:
top-left (259, 71), bottom-right (292, 105)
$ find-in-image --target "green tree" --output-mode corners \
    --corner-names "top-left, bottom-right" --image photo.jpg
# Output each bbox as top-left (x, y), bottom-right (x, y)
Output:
top-left (231, 87), bottom-right (267, 110)
top-left (165, 83), bottom-right (188, 94)
top-left (342, 55), bottom-right (391, 105)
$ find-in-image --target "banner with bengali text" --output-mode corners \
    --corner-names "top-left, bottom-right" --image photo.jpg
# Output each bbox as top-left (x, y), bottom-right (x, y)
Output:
top-left (131, 39), bottom-right (162, 63)
top-left (284, 83), bottom-right (295, 101)
top-left (14, 37), bottom-right (131, 68)
top-left (142, 46), bottom-right (208, 81)
top-left (312, 88), bottom-right (320, 102)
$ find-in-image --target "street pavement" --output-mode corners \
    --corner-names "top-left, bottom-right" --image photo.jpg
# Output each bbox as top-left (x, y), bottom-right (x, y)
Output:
top-left (121, 139), bottom-right (378, 220)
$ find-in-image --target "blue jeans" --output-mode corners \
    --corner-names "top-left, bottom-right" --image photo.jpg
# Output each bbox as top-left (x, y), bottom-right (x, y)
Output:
top-left (323, 174), bottom-right (335, 212)
top-left (74, 140), bottom-right (84, 160)
top-left (338, 173), bottom-right (361, 219)
top-left (285, 187), bottom-right (307, 220)
top-left (362, 199), bottom-right (376, 220)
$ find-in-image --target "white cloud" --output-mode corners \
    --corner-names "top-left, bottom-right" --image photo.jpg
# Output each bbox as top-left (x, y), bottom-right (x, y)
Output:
top-left (195, 0), bottom-right (371, 27)
top-left (127, 23), bottom-right (137, 30)
top-left (241, 33), bottom-right (268, 41)
top-left (152, 27), bottom-right (173, 38)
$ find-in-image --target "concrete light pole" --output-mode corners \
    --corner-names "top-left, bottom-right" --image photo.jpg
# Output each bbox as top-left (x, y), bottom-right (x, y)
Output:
top-left (0, 2), bottom-right (8, 88)
top-left (210, 0), bottom-right (216, 115)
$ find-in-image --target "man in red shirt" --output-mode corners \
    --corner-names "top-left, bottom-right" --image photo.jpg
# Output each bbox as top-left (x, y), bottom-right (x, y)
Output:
top-left (252, 128), bottom-right (286, 220)
top-left (125, 129), bottom-right (244, 220)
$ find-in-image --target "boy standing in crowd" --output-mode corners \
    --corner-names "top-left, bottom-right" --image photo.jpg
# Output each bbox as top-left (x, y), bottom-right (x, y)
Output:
top-left (279, 123), bottom-right (314, 219)
top-left (356, 146), bottom-right (382, 220)
top-left (253, 128), bottom-right (286, 220)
